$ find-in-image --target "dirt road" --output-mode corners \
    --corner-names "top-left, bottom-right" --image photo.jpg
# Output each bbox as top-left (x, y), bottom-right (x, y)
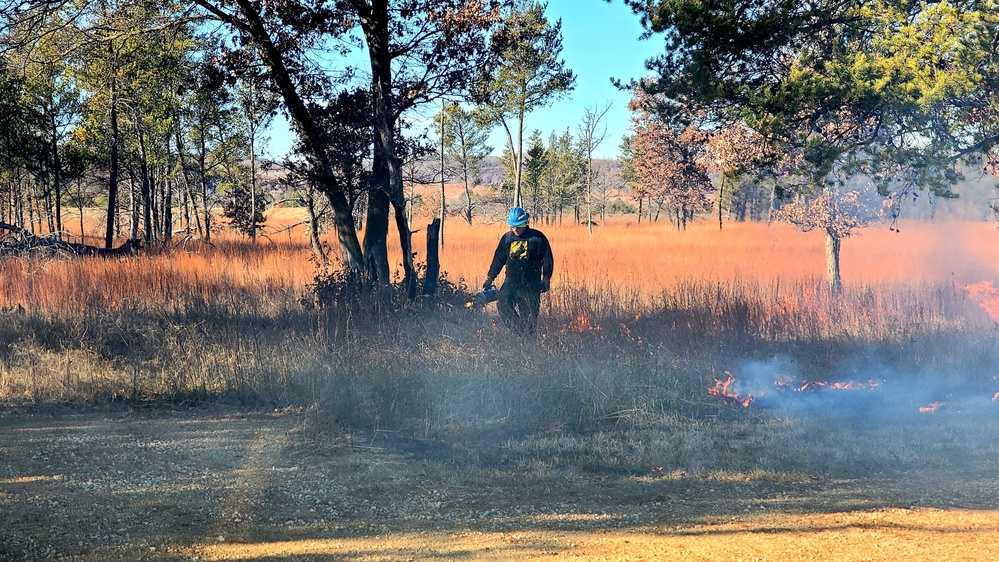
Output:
top-left (2, 407), bottom-right (998, 561)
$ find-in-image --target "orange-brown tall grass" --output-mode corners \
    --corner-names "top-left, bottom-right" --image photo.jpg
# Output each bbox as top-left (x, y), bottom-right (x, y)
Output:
top-left (1, 211), bottom-right (997, 432)
top-left (22, 209), bottom-right (999, 320)
top-left (410, 217), bottom-right (999, 339)
top-left (420, 217), bottom-right (999, 291)
top-left (0, 238), bottom-right (313, 314)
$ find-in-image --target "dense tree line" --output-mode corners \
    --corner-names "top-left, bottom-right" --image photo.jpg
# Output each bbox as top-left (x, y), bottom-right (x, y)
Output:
top-left (1, 0), bottom-right (582, 298)
top-left (6, 0), bottom-right (999, 296)
top-left (485, 126), bottom-right (620, 226)
top-left (0, 2), bottom-right (271, 247)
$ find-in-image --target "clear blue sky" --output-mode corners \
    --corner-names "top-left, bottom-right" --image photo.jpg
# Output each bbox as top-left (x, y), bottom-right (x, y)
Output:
top-left (515, 0), bottom-right (661, 159)
top-left (265, 1), bottom-right (661, 160)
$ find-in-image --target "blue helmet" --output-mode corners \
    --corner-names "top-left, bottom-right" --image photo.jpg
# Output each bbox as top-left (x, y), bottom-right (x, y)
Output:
top-left (506, 206), bottom-right (529, 227)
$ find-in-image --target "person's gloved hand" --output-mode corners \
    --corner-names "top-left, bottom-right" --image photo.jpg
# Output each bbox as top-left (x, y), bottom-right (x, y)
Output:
top-left (483, 278), bottom-right (494, 291)
top-left (540, 279), bottom-right (550, 293)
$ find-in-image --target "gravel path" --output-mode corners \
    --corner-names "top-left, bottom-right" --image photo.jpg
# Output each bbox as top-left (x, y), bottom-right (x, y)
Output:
top-left (3, 407), bottom-right (999, 561)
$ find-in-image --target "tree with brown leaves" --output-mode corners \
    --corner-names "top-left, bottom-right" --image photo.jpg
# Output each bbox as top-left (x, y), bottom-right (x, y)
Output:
top-left (705, 124), bottom-right (762, 230)
top-left (627, 90), bottom-right (713, 229)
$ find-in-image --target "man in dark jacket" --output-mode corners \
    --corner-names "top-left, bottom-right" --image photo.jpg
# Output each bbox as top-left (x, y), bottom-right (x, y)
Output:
top-left (483, 206), bottom-right (554, 334)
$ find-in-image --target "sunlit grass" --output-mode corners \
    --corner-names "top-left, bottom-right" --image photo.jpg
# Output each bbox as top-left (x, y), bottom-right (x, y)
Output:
top-left (419, 217), bottom-right (999, 291)
top-left (1, 209), bottom-right (997, 432)
top-left (0, 238), bottom-right (314, 314)
top-left (19, 209), bottom-right (999, 324)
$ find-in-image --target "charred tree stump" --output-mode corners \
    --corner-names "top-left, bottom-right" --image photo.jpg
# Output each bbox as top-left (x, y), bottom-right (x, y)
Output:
top-left (422, 218), bottom-right (440, 296)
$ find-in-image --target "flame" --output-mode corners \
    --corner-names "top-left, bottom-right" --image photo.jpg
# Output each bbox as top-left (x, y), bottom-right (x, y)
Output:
top-left (964, 281), bottom-right (999, 321)
top-left (826, 379), bottom-right (879, 390)
top-left (773, 375), bottom-right (796, 390)
top-left (919, 401), bottom-right (945, 413)
top-left (708, 371), bottom-right (755, 408)
top-left (566, 313), bottom-right (600, 332)
top-left (773, 375), bottom-right (879, 393)
top-left (992, 392), bottom-right (999, 402)
top-left (619, 323), bottom-right (643, 344)
top-left (712, 372), bottom-right (881, 408)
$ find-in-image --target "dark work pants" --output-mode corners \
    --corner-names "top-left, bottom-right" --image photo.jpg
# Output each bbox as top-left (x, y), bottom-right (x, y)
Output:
top-left (498, 283), bottom-right (541, 334)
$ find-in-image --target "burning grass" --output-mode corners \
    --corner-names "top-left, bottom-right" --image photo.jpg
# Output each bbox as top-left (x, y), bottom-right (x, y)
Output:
top-left (0, 213), bottom-right (997, 436)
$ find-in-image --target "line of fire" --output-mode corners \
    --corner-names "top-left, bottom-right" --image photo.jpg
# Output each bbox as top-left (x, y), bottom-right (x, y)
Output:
top-left (708, 281), bottom-right (999, 415)
top-left (709, 371), bottom-right (999, 414)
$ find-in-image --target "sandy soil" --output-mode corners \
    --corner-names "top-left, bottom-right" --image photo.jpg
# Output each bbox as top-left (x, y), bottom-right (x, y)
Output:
top-left (2, 406), bottom-right (998, 561)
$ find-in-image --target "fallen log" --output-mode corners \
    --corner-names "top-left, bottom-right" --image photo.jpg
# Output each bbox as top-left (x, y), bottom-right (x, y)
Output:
top-left (0, 222), bottom-right (143, 257)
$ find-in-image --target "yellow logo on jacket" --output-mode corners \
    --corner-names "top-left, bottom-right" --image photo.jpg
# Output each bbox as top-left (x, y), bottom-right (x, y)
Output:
top-left (510, 240), bottom-right (528, 260)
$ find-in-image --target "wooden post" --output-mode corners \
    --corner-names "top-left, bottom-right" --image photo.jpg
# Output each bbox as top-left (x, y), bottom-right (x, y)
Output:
top-left (440, 100), bottom-right (446, 249)
top-left (423, 218), bottom-right (441, 296)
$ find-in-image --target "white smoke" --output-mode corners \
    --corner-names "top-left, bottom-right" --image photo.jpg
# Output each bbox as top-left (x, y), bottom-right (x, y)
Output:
top-left (722, 356), bottom-right (999, 419)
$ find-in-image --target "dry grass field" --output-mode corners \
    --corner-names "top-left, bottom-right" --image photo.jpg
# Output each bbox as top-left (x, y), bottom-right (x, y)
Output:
top-left (2, 209), bottom-right (999, 560)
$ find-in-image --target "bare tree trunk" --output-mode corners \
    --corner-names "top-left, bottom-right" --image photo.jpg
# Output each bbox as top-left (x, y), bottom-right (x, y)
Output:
top-left (767, 182), bottom-right (777, 225)
top-left (174, 126), bottom-right (201, 235)
top-left (516, 105), bottom-right (526, 209)
top-left (439, 99), bottom-right (446, 248)
top-left (27, 186), bottom-right (37, 233)
top-left (500, 118), bottom-right (520, 206)
top-left (104, 77), bottom-right (120, 249)
top-left (15, 172), bottom-right (25, 228)
top-left (304, 183), bottom-right (328, 265)
top-left (463, 171), bottom-right (474, 224)
top-left (717, 175), bottom-right (726, 230)
top-left (181, 189), bottom-right (190, 233)
top-left (198, 126), bottom-right (212, 243)
top-left (136, 120), bottom-right (152, 243)
top-left (359, 1), bottom-right (417, 296)
top-left (164, 160), bottom-right (174, 244)
top-left (394, 201), bottom-right (417, 299)
top-left (152, 168), bottom-right (161, 241)
top-left (364, 159), bottom-right (392, 286)
top-left (825, 229), bottom-right (842, 293)
top-left (128, 172), bottom-right (139, 240)
top-left (249, 125), bottom-right (257, 242)
top-left (586, 155), bottom-right (592, 235)
top-left (49, 112), bottom-right (63, 239)
top-left (75, 178), bottom-right (85, 243)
